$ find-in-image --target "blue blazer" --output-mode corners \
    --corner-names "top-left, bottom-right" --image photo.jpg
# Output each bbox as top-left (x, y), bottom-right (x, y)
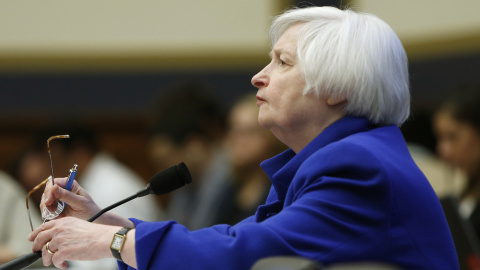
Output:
top-left (119, 116), bottom-right (458, 270)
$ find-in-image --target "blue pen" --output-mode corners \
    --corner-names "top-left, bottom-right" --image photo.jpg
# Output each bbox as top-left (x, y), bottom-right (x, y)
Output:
top-left (65, 164), bottom-right (78, 191)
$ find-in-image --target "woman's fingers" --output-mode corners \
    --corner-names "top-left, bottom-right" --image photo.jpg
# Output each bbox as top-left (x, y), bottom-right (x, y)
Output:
top-left (46, 241), bottom-right (68, 270)
top-left (40, 176), bottom-right (101, 220)
top-left (42, 177), bottom-right (67, 208)
top-left (30, 218), bottom-right (75, 269)
top-left (31, 217), bottom-right (116, 268)
top-left (29, 220), bottom-right (55, 247)
top-left (42, 242), bottom-right (53, 266)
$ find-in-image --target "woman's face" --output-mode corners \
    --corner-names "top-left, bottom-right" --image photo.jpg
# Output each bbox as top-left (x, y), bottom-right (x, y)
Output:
top-left (251, 23), bottom-right (338, 150)
top-left (434, 110), bottom-right (480, 177)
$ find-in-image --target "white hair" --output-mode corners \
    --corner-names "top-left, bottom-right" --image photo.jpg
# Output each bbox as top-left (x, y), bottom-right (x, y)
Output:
top-left (270, 6), bottom-right (410, 126)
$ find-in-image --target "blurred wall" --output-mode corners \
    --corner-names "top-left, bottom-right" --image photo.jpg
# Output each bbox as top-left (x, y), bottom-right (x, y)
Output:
top-left (358, 0), bottom-right (480, 57)
top-left (0, 0), bottom-right (282, 71)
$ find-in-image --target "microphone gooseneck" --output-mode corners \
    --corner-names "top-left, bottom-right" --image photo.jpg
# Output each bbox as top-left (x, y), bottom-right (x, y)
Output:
top-left (0, 162), bottom-right (192, 270)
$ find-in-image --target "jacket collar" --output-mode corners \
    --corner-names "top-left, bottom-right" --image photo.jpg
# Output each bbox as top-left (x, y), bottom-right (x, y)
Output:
top-left (260, 116), bottom-right (374, 199)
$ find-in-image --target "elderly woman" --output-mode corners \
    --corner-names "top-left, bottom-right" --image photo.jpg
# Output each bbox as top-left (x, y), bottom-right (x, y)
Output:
top-left (30, 6), bottom-right (458, 269)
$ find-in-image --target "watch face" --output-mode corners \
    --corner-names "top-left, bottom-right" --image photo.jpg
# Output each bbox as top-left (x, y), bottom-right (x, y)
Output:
top-left (112, 235), bottom-right (123, 250)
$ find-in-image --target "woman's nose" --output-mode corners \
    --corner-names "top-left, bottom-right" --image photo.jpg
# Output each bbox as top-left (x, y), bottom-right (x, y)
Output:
top-left (251, 66), bottom-right (269, 88)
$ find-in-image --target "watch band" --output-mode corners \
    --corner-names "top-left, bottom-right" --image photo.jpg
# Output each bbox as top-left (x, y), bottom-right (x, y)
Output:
top-left (111, 227), bottom-right (132, 261)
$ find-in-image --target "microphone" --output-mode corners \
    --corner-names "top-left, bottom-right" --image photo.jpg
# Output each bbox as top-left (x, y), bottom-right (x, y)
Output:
top-left (0, 162), bottom-right (192, 270)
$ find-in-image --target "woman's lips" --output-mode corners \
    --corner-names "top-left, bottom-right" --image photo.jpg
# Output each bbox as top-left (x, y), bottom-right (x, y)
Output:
top-left (256, 96), bottom-right (265, 106)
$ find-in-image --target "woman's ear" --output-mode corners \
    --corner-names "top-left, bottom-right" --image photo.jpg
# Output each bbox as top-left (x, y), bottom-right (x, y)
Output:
top-left (326, 96), bottom-right (347, 106)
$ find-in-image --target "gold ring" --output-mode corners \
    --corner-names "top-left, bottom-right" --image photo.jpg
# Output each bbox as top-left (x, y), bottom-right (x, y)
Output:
top-left (46, 242), bottom-right (55, 255)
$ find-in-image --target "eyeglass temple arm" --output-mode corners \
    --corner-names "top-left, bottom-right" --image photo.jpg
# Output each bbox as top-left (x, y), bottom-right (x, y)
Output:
top-left (47, 135), bottom-right (69, 185)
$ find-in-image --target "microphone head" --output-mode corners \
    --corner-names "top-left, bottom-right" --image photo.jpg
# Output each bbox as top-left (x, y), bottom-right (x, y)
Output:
top-left (148, 162), bottom-right (192, 195)
top-left (175, 162), bottom-right (192, 184)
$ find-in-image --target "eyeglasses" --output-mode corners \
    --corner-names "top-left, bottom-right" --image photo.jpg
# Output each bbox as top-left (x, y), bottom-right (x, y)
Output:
top-left (26, 134), bottom-right (69, 232)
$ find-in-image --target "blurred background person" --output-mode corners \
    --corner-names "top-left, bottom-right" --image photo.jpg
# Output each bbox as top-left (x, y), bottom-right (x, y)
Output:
top-left (434, 85), bottom-right (480, 236)
top-left (401, 112), bottom-right (461, 198)
top-left (0, 170), bottom-right (41, 265)
top-left (213, 94), bottom-right (286, 225)
top-left (147, 80), bottom-right (230, 230)
top-left (17, 127), bottom-right (165, 221)
top-left (15, 145), bottom-right (51, 209)
top-left (57, 127), bottom-right (164, 221)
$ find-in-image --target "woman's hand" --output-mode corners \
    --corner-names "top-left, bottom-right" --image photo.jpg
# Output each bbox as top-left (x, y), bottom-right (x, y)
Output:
top-left (41, 177), bottom-right (101, 221)
top-left (41, 176), bottom-right (135, 228)
top-left (28, 217), bottom-right (120, 269)
top-left (34, 179), bottom-right (137, 269)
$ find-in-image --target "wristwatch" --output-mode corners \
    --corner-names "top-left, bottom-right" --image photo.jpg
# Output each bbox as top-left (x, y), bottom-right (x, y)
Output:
top-left (110, 227), bottom-right (132, 261)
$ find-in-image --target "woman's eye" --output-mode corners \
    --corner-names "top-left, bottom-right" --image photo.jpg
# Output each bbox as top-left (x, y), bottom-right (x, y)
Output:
top-left (278, 59), bottom-right (286, 66)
